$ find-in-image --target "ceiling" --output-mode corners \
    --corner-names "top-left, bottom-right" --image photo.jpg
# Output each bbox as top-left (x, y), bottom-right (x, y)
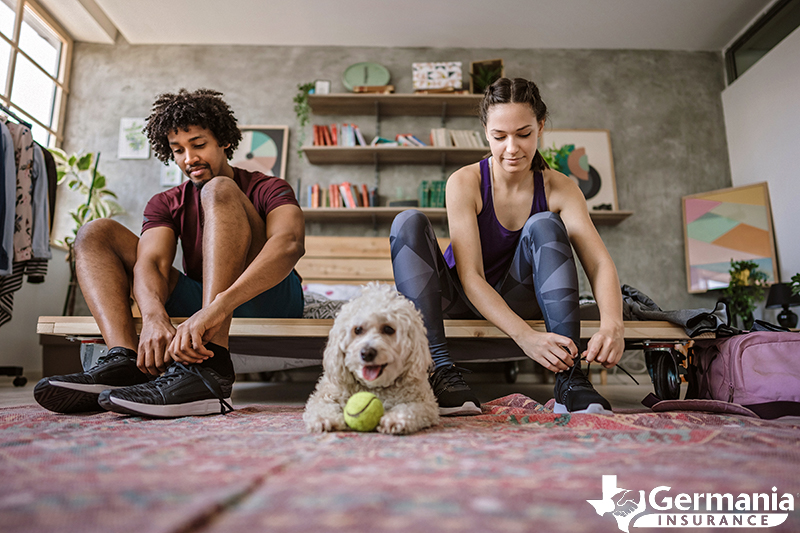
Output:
top-left (42, 0), bottom-right (775, 52)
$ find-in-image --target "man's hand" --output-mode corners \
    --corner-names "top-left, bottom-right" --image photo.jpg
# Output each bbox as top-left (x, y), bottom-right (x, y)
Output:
top-left (516, 329), bottom-right (577, 372)
top-left (584, 326), bottom-right (624, 368)
top-left (137, 318), bottom-right (177, 376)
top-left (168, 305), bottom-right (227, 363)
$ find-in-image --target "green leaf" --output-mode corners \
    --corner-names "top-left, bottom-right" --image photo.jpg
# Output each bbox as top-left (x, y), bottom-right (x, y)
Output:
top-left (99, 189), bottom-right (118, 198)
top-left (77, 153), bottom-right (93, 171)
top-left (93, 175), bottom-right (106, 189)
top-left (68, 155), bottom-right (77, 166)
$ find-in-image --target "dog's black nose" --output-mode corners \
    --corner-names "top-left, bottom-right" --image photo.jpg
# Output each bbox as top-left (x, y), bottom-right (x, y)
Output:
top-left (361, 347), bottom-right (377, 362)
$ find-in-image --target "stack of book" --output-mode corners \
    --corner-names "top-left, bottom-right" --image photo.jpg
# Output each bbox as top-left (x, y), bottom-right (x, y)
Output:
top-left (429, 128), bottom-right (486, 148)
top-left (418, 180), bottom-right (446, 208)
top-left (395, 134), bottom-right (427, 147)
top-left (312, 124), bottom-right (367, 147)
top-left (307, 183), bottom-right (378, 208)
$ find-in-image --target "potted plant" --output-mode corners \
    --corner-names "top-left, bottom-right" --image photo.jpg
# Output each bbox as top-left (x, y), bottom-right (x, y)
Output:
top-left (293, 81), bottom-right (315, 158)
top-left (791, 273), bottom-right (800, 296)
top-left (50, 149), bottom-right (125, 315)
top-left (722, 259), bottom-right (769, 329)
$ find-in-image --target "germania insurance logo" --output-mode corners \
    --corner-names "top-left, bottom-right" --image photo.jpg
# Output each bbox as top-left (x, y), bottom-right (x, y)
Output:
top-left (587, 475), bottom-right (794, 531)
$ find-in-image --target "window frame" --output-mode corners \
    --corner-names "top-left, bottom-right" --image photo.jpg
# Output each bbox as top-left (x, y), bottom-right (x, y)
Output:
top-left (0, 0), bottom-right (71, 147)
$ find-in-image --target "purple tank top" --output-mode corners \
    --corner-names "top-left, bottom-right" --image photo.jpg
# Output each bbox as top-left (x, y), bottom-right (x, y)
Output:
top-left (444, 158), bottom-right (548, 287)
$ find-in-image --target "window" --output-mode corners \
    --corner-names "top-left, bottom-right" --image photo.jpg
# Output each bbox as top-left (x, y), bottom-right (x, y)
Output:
top-left (726, 0), bottom-right (800, 83)
top-left (0, 0), bottom-right (71, 147)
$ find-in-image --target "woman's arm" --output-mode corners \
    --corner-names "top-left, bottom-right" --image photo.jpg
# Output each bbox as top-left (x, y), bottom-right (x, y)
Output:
top-left (547, 170), bottom-right (624, 367)
top-left (447, 166), bottom-right (575, 372)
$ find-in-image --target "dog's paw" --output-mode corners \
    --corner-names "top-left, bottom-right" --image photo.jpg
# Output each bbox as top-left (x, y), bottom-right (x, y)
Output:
top-left (378, 412), bottom-right (413, 435)
top-left (304, 414), bottom-right (347, 433)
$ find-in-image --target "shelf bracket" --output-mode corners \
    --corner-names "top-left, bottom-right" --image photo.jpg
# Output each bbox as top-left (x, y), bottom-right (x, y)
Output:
top-left (440, 101), bottom-right (447, 128)
top-left (373, 152), bottom-right (380, 192)
top-left (375, 101), bottom-right (381, 138)
top-left (440, 152), bottom-right (446, 180)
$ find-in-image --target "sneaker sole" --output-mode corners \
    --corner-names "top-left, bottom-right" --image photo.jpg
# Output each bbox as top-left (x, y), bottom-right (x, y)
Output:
top-left (439, 401), bottom-right (482, 416)
top-left (553, 401), bottom-right (614, 415)
top-left (99, 396), bottom-right (233, 418)
top-left (34, 379), bottom-right (126, 414)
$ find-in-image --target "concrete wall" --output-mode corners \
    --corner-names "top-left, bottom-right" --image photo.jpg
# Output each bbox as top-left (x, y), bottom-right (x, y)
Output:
top-left (722, 25), bottom-right (800, 283)
top-left (0, 41), bottom-right (734, 375)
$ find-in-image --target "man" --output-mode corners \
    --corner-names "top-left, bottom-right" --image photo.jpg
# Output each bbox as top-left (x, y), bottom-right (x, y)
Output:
top-left (34, 88), bottom-right (305, 417)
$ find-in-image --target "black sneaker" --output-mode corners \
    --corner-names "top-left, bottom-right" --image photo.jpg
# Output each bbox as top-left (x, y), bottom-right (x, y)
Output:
top-left (553, 362), bottom-right (613, 415)
top-left (34, 346), bottom-right (149, 414)
top-left (429, 364), bottom-right (481, 416)
top-left (98, 362), bottom-right (234, 418)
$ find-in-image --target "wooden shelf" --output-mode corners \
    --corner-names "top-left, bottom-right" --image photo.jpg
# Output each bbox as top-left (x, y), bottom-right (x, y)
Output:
top-left (308, 93), bottom-right (482, 117)
top-left (303, 207), bottom-right (632, 225)
top-left (302, 146), bottom-right (487, 165)
top-left (303, 207), bottom-right (447, 222)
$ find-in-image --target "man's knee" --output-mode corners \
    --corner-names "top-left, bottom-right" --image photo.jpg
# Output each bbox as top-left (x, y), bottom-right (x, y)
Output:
top-left (200, 176), bottom-right (242, 209)
top-left (74, 218), bottom-right (127, 253)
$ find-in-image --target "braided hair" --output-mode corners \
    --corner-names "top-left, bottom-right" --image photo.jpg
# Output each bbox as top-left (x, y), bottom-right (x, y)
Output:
top-left (478, 78), bottom-right (550, 172)
top-left (144, 88), bottom-right (242, 164)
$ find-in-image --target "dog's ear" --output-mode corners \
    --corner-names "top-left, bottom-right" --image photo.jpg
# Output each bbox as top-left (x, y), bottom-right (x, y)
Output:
top-left (396, 300), bottom-right (432, 381)
top-left (322, 307), bottom-right (357, 388)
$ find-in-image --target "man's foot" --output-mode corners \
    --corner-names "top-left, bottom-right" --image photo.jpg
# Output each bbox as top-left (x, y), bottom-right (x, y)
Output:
top-left (98, 362), bottom-right (234, 418)
top-left (553, 363), bottom-right (613, 415)
top-left (429, 364), bottom-right (481, 416)
top-left (34, 347), bottom-right (149, 414)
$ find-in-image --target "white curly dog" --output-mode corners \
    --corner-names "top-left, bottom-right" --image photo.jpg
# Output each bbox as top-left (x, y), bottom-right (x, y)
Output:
top-left (304, 283), bottom-right (439, 435)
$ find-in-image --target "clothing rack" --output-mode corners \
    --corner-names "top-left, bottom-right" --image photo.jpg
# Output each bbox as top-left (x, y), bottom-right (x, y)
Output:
top-left (0, 102), bottom-right (32, 129)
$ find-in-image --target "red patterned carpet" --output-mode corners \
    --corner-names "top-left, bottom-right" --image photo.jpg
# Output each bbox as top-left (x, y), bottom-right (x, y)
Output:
top-left (2, 394), bottom-right (799, 533)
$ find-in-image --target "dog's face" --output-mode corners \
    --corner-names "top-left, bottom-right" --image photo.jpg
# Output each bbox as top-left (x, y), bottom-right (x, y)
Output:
top-left (324, 283), bottom-right (430, 390)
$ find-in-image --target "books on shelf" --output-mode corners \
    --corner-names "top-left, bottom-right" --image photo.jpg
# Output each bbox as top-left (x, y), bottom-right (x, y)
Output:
top-left (353, 85), bottom-right (395, 94)
top-left (429, 128), bottom-right (486, 148)
top-left (312, 123), bottom-right (368, 147)
top-left (418, 180), bottom-right (446, 208)
top-left (307, 183), bottom-right (379, 208)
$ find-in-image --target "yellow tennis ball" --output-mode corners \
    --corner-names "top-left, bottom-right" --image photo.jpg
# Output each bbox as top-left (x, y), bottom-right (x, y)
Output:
top-left (344, 391), bottom-right (384, 432)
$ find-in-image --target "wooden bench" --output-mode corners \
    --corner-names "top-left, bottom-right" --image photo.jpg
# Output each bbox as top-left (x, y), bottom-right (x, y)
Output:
top-left (38, 236), bottom-right (704, 388)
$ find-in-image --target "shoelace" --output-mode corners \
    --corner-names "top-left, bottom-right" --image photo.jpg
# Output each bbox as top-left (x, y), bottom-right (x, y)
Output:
top-left (429, 364), bottom-right (472, 395)
top-left (154, 363), bottom-right (234, 415)
top-left (553, 353), bottom-right (640, 386)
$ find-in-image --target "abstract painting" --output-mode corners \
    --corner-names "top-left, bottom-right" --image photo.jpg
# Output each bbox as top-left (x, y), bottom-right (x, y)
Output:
top-left (230, 126), bottom-right (288, 180)
top-left (682, 182), bottom-right (778, 293)
top-left (117, 117), bottom-right (149, 159)
top-left (539, 129), bottom-right (619, 211)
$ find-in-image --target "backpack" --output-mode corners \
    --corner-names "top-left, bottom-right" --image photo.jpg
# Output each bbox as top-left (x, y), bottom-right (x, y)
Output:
top-left (645, 330), bottom-right (800, 419)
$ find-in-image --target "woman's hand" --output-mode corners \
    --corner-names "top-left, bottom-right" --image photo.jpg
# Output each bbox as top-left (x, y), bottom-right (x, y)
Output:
top-left (584, 326), bottom-right (624, 368)
top-left (515, 329), bottom-right (578, 372)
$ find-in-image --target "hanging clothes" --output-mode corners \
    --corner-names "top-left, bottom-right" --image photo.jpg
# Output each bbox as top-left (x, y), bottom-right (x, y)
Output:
top-left (0, 121), bottom-right (14, 275)
top-left (0, 119), bottom-right (53, 327)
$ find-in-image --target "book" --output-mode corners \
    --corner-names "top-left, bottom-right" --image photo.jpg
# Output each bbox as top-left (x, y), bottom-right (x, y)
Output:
top-left (353, 124), bottom-right (367, 146)
top-left (418, 180), bottom-right (430, 208)
top-left (341, 182), bottom-right (358, 208)
top-left (360, 184), bottom-right (369, 207)
top-left (369, 186), bottom-right (379, 207)
top-left (407, 134), bottom-right (428, 147)
top-left (330, 124), bottom-right (338, 146)
top-left (353, 85), bottom-right (395, 94)
top-left (350, 183), bottom-right (362, 207)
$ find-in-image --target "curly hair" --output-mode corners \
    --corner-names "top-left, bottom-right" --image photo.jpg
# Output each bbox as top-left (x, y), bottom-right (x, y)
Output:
top-left (144, 88), bottom-right (242, 164)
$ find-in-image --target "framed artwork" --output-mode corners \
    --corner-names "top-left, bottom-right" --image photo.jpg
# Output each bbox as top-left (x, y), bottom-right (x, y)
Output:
top-left (314, 80), bottom-right (331, 95)
top-left (539, 129), bottom-right (619, 211)
top-left (117, 117), bottom-right (149, 159)
top-left (469, 59), bottom-right (504, 94)
top-left (229, 125), bottom-right (288, 180)
top-left (412, 62), bottom-right (462, 91)
top-left (682, 182), bottom-right (778, 293)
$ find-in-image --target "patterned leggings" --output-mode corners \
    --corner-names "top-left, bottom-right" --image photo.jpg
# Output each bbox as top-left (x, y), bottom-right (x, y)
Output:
top-left (390, 210), bottom-right (580, 368)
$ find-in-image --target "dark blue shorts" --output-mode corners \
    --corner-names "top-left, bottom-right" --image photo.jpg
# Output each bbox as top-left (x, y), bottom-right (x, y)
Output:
top-left (164, 270), bottom-right (304, 318)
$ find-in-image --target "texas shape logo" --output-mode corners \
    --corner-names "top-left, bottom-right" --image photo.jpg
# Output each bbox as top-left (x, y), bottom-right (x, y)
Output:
top-left (587, 475), bottom-right (647, 532)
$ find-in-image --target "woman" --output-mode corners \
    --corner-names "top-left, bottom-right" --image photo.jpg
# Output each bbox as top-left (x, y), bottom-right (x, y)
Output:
top-left (390, 77), bottom-right (624, 416)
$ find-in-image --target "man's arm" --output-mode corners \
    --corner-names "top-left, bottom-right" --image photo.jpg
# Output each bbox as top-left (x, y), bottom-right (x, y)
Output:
top-left (132, 226), bottom-right (179, 375)
top-left (168, 203), bottom-right (305, 362)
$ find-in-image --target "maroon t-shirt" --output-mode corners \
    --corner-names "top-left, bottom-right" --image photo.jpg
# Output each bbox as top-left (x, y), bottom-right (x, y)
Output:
top-left (142, 167), bottom-right (299, 282)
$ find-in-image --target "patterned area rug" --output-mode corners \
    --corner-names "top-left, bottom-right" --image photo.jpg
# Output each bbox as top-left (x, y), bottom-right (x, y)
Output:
top-left (2, 394), bottom-right (799, 533)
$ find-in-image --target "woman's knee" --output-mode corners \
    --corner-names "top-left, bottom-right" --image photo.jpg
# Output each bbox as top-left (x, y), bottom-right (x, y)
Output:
top-left (523, 211), bottom-right (569, 242)
top-left (390, 209), bottom-right (431, 241)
